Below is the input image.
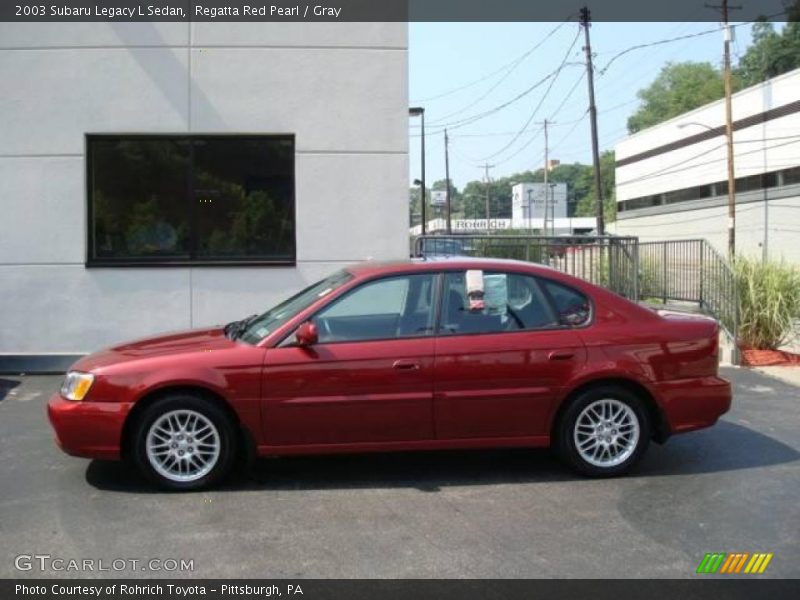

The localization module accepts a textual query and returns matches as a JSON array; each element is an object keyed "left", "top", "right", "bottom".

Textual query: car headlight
[{"left": 60, "top": 371, "right": 95, "bottom": 401}]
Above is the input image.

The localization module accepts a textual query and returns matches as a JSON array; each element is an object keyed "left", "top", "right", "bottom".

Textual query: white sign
[{"left": 430, "top": 190, "right": 447, "bottom": 206}]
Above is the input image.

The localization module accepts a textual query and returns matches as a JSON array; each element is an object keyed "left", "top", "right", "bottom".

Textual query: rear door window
[
  {"left": 540, "top": 279, "right": 592, "bottom": 327},
  {"left": 438, "top": 271, "right": 558, "bottom": 335}
]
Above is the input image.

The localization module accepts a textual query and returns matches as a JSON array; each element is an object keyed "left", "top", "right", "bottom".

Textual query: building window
[
  {"left": 618, "top": 164, "right": 798, "bottom": 214},
  {"left": 87, "top": 135, "right": 295, "bottom": 266}
]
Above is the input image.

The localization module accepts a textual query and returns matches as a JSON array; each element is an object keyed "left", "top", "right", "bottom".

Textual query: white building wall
[
  {"left": 614, "top": 68, "right": 800, "bottom": 261},
  {"left": 609, "top": 197, "right": 800, "bottom": 263},
  {"left": 0, "top": 22, "right": 408, "bottom": 354}
]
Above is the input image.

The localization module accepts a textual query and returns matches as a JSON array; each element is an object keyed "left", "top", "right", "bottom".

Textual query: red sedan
[{"left": 48, "top": 258, "right": 731, "bottom": 490}]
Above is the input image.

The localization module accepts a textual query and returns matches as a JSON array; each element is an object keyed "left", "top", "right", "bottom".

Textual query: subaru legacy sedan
[{"left": 48, "top": 258, "right": 731, "bottom": 490}]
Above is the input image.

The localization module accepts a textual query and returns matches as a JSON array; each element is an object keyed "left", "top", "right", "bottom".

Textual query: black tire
[
  {"left": 556, "top": 385, "right": 650, "bottom": 477},
  {"left": 130, "top": 394, "right": 237, "bottom": 491}
]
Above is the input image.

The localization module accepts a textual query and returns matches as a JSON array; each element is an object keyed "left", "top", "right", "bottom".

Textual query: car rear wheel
[
  {"left": 556, "top": 385, "right": 650, "bottom": 477},
  {"left": 131, "top": 394, "right": 236, "bottom": 491}
]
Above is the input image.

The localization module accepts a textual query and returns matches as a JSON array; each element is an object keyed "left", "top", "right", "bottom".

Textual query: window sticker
[
  {"left": 465, "top": 269, "right": 485, "bottom": 311},
  {"left": 483, "top": 274, "right": 508, "bottom": 316}
]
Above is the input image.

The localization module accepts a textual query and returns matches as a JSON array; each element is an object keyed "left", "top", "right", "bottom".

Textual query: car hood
[{"left": 71, "top": 327, "right": 237, "bottom": 372}]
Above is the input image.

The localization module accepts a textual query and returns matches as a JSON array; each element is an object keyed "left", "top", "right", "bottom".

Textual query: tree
[
  {"left": 626, "top": 62, "right": 729, "bottom": 134},
  {"left": 736, "top": 13, "right": 800, "bottom": 88},
  {"left": 574, "top": 150, "right": 616, "bottom": 224}
]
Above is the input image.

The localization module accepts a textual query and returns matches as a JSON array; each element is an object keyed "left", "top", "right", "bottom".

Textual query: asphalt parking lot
[{"left": 0, "top": 367, "right": 798, "bottom": 579}]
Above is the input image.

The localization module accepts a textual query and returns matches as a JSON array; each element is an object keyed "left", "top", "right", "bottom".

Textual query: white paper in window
[
  {"left": 483, "top": 274, "right": 508, "bottom": 316},
  {"left": 465, "top": 269, "right": 485, "bottom": 311}
]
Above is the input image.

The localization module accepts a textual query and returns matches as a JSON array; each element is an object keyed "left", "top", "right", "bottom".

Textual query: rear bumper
[
  {"left": 654, "top": 375, "right": 732, "bottom": 435},
  {"left": 47, "top": 393, "right": 132, "bottom": 460}
]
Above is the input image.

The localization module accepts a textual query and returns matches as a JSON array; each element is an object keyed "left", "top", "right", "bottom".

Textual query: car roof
[{"left": 345, "top": 257, "right": 562, "bottom": 278}]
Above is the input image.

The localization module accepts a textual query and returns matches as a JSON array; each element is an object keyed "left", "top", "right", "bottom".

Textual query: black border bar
[
  {"left": 1, "top": 0, "right": 794, "bottom": 22},
  {"left": 5, "top": 579, "right": 800, "bottom": 600}
]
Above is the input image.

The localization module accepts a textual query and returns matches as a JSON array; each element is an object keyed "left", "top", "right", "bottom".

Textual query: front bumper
[
  {"left": 47, "top": 393, "right": 133, "bottom": 460},
  {"left": 654, "top": 375, "right": 732, "bottom": 435}
]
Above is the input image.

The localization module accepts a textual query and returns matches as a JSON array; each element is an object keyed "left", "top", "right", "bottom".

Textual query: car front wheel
[
  {"left": 557, "top": 386, "right": 650, "bottom": 477},
  {"left": 131, "top": 395, "right": 236, "bottom": 491}
]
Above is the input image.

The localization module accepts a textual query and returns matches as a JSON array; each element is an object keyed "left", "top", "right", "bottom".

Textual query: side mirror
[{"left": 295, "top": 321, "right": 318, "bottom": 346}]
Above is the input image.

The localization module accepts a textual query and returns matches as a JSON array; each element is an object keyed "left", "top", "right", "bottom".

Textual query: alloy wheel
[
  {"left": 573, "top": 398, "right": 640, "bottom": 468},
  {"left": 145, "top": 409, "right": 221, "bottom": 483}
]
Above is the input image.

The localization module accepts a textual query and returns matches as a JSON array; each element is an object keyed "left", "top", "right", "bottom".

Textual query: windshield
[{"left": 238, "top": 270, "right": 353, "bottom": 344}]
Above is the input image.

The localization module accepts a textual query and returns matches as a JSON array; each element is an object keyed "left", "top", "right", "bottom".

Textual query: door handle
[
  {"left": 392, "top": 360, "right": 420, "bottom": 371},
  {"left": 548, "top": 350, "right": 575, "bottom": 361}
]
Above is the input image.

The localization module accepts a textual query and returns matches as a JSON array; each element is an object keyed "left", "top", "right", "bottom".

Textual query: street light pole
[
  {"left": 409, "top": 107, "right": 427, "bottom": 235},
  {"left": 444, "top": 128, "right": 452, "bottom": 234}
]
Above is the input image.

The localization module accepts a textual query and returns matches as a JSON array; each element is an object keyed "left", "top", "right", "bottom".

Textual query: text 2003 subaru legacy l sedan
[{"left": 48, "top": 258, "right": 731, "bottom": 490}]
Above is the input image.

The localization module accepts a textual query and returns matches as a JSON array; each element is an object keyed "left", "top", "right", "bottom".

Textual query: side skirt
[{"left": 256, "top": 435, "right": 551, "bottom": 457}]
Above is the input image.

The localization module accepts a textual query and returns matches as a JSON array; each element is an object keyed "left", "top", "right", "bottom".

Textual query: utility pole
[
  {"left": 444, "top": 128, "right": 452, "bottom": 234},
  {"left": 482, "top": 163, "right": 494, "bottom": 231},
  {"left": 718, "top": 0, "right": 739, "bottom": 258},
  {"left": 580, "top": 6, "right": 605, "bottom": 236}
]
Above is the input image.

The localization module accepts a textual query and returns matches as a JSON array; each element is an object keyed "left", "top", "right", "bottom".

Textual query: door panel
[
  {"left": 434, "top": 330, "right": 585, "bottom": 439},
  {"left": 433, "top": 270, "right": 586, "bottom": 439},
  {"left": 261, "top": 338, "right": 435, "bottom": 445}
]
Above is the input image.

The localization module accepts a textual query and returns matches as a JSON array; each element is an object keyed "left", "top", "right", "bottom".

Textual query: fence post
[
  {"left": 662, "top": 243, "right": 667, "bottom": 304},
  {"left": 608, "top": 239, "right": 616, "bottom": 293},
  {"left": 632, "top": 239, "right": 640, "bottom": 302},
  {"left": 699, "top": 241, "right": 704, "bottom": 309}
]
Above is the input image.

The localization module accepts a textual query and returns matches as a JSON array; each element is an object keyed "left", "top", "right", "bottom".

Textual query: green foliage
[
  {"left": 573, "top": 150, "right": 616, "bottom": 223},
  {"left": 734, "top": 257, "right": 800, "bottom": 350},
  {"left": 471, "top": 231, "right": 545, "bottom": 262},
  {"left": 637, "top": 256, "right": 664, "bottom": 303},
  {"left": 627, "top": 62, "right": 729, "bottom": 134},
  {"left": 736, "top": 12, "right": 800, "bottom": 88}
]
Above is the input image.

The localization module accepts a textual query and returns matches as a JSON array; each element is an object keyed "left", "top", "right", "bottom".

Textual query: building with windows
[
  {"left": 611, "top": 68, "right": 800, "bottom": 262},
  {"left": 0, "top": 22, "right": 408, "bottom": 369}
]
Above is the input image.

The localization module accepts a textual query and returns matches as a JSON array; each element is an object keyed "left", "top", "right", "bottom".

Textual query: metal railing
[
  {"left": 413, "top": 234, "right": 738, "bottom": 347},
  {"left": 413, "top": 234, "right": 641, "bottom": 300},
  {"left": 639, "top": 239, "right": 738, "bottom": 342}
]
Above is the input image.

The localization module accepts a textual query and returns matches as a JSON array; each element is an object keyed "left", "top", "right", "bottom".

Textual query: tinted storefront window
[{"left": 88, "top": 136, "right": 295, "bottom": 265}]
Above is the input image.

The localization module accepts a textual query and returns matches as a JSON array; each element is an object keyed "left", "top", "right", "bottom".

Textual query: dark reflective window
[
  {"left": 88, "top": 135, "right": 295, "bottom": 265},
  {"left": 620, "top": 166, "right": 796, "bottom": 213},
  {"left": 90, "top": 139, "right": 190, "bottom": 260},
  {"left": 541, "top": 279, "right": 591, "bottom": 327},
  {"left": 194, "top": 138, "right": 294, "bottom": 260},
  {"left": 439, "top": 271, "right": 558, "bottom": 335}
]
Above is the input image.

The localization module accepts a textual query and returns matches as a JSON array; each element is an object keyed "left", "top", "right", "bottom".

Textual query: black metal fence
[
  {"left": 413, "top": 235, "right": 640, "bottom": 300},
  {"left": 413, "top": 234, "right": 739, "bottom": 346},
  {"left": 639, "top": 239, "right": 738, "bottom": 341}
]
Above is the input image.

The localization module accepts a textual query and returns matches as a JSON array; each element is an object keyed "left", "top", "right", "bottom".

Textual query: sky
[{"left": 408, "top": 21, "right": 759, "bottom": 189}]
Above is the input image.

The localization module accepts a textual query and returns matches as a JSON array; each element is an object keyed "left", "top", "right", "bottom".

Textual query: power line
[
  {"left": 599, "top": 26, "right": 723, "bottom": 76},
  {"left": 598, "top": 8, "right": 790, "bottom": 78},
  {"left": 425, "top": 21, "right": 574, "bottom": 123},
  {"left": 411, "top": 18, "right": 575, "bottom": 104},
  {"left": 486, "top": 71, "right": 587, "bottom": 167},
  {"left": 478, "top": 29, "right": 582, "bottom": 161}
]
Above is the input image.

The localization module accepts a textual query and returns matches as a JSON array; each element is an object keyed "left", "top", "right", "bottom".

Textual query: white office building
[
  {"left": 0, "top": 22, "right": 408, "bottom": 369},
  {"left": 611, "top": 68, "right": 800, "bottom": 262}
]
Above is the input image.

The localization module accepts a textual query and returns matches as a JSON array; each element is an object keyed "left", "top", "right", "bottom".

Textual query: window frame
[
  {"left": 85, "top": 133, "right": 296, "bottom": 268},
  {"left": 283, "top": 272, "right": 442, "bottom": 346},
  {"left": 435, "top": 269, "right": 594, "bottom": 338}
]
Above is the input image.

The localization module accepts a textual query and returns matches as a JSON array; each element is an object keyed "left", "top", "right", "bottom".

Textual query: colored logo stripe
[{"left": 697, "top": 553, "right": 773, "bottom": 574}]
